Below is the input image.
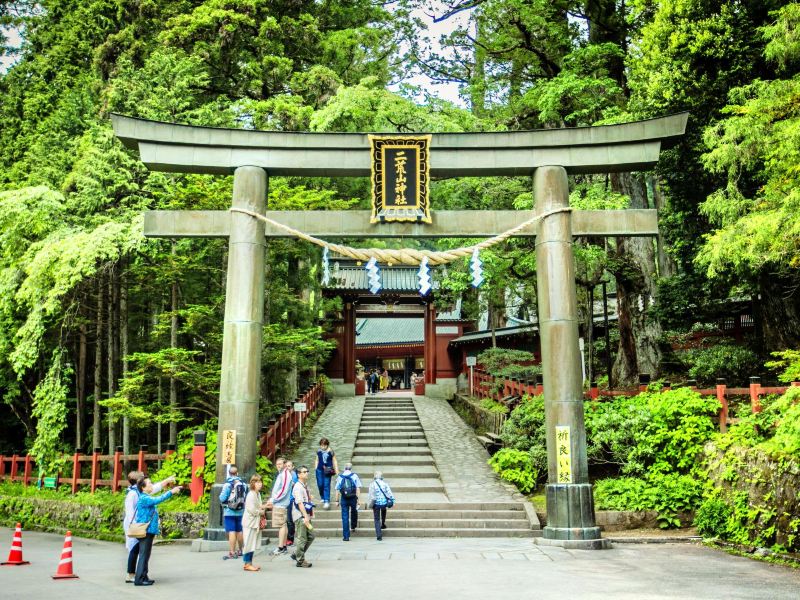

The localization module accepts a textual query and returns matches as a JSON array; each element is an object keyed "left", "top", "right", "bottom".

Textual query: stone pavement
[{"left": 2, "top": 528, "right": 799, "bottom": 599}]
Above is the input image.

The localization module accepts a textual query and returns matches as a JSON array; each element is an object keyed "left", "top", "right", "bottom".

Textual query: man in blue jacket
[{"left": 219, "top": 465, "right": 247, "bottom": 559}]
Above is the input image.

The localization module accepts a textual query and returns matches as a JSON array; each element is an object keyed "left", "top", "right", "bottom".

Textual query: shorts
[
  {"left": 271, "top": 506, "right": 287, "bottom": 528},
  {"left": 223, "top": 515, "right": 243, "bottom": 533}
]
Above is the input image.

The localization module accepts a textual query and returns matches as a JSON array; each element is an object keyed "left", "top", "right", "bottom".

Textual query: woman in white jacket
[{"left": 242, "top": 474, "right": 269, "bottom": 571}]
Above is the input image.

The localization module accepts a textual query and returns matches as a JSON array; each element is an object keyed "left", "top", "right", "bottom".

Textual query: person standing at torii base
[
  {"left": 266, "top": 457, "right": 292, "bottom": 555},
  {"left": 219, "top": 465, "right": 247, "bottom": 560}
]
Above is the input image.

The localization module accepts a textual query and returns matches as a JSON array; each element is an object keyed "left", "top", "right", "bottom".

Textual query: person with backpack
[
  {"left": 367, "top": 471, "right": 395, "bottom": 541},
  {"left": 334, "top": 463, "right": 361, "bottom": 541},
  {"left": 219, "top": 465, "right": 247, "bottom": 560}
]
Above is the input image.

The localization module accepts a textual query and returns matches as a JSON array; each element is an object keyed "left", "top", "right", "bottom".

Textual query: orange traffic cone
[
  {"left": 51, "top": 531, "right": 78, "bottom": 579},
  {"left": 1, "top": 523, "right": 30, "bottom": 566}
]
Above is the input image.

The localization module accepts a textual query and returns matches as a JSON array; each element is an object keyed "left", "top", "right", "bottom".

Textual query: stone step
[
  {"left": 287, "top": 527, "right": 537, "bottom": 538},
  {"left": 352, "top": 448, "right": 432, "bottom": 456},
  {"left": 357, "top": 433, "right": 426, "bottom": 439},
  {"left": 351, "top": 458, "right": 436, "bottom": 466},
  {"left": 359, "top": 421, "right": 422, "bottom": 426},
  {"left": 308, "top": 518, "right": 528, "bottom": 529},
  {"left": 358, "top": 426, "right": 423, "bottom": 431},
  {"left": 354, "top": 441, "right": 428, "bottom": 448},
  {"left": 349, "top": 465, "right": 439, "bottom": 476},
  {"left": 360, "top": 411, "right": 418, "bottom": 416},
  {"left": 312, "top": 509, "right": 527, "bottom": 520}
]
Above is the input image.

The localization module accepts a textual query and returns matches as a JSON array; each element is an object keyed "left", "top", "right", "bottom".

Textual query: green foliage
[
  {"left": 694, "top": 496, "right": 732, "bottom": 538},
  {"left": 488, "top": 448, "right": 537, "bottom": 494},
  {"left": 681, "top": 343, "right": 760, "bottom": 386},
  {"left": 499, "top": 394, "right": 547, "bottom": 483},
  {"left": 29, "top": 349, "right": 72, "bottom": 475},
  {"left": 724, "top": 386, "right": 800, "bottom": 459},
  {"left": 476, "top": 348, "right": 540, "bottom": 381},
  {"left": 765, "top": 350, "right": 800, "bottom": 383},
  {"left": 594, "top": 473, "right": 704, "bottom": 528},
  {"left": 480, "top": 399, "right": 509, "bottom": 415}
]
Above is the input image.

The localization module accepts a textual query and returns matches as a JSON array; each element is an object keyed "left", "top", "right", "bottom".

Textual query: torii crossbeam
[{"left": 112, "top": 112, "right": 687, "bottom": 549}]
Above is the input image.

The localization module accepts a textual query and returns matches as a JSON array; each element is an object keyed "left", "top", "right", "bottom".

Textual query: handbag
[
  {"left": 375, "top": 482, "right": 394, "bottom": 509},
  {"left": 127, "top": 502, "right": 149, "bottom": 538},
  {"left": 259, "top": 515, "right": 267, "bottom": 530}
]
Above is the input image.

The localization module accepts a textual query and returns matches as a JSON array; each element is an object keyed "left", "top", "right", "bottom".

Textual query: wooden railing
[
  {"left": 259, "top": 382, "right": 325, "bottom": 461},
  {"left": 469, "top": 369, "right": 800, "bottom": 432},
  {"left": 0, "top": 381, "right": 327, "bottom": 500}
]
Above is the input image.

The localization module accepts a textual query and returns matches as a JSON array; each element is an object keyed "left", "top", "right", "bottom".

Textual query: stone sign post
[{"left": 112, "top": 112, "right": 687, "bottom": 548}]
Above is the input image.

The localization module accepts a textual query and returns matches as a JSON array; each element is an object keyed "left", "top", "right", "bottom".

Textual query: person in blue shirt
[
  {"left": 219, "top": 465, "right": 247, "bottom": 559},
  {"left": 313, "top": 438, "right": 338, "bottom": 509},
  {"left": 132, "top": 477, "right": 182, "bottom": 586},
  {"left": 367, "top": 472, "right": 394, "bottom": 541},
  {"left": 334, "top": 463, "right": 361, "bottom": 541}
]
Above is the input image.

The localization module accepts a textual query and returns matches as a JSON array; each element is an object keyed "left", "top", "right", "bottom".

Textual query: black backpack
[
  {"left": 340, "top": 474, "right": 357, "bottom": 499},
  {"left": 224, "top": 477, "right": 247, "bottom": 511}
]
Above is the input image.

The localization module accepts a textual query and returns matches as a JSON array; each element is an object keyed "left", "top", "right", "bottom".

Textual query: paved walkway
[
  {"left": 291, "top": 395, "right": 364, "bottom": 469},
  {"left": 2, "top": 528, "right": 799, "bottom": 599}
]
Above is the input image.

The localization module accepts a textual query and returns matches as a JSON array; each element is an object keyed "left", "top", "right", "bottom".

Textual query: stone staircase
[{"left": 307, "top": 396, "right": 536, "bottom": 538}]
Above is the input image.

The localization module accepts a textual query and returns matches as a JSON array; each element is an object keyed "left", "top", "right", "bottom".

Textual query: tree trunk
[
  {"left": 169, "top": 242, "right": 179, "bottom": 446},
  {"left": 609, "top": 172, "right": 663, "bottom": 386},
  {"left": 93, "top": 274, "right": 103, "bottom": 452},
  {"left": 107, "top": 265, "right": 117, "bottom": 453},
  {"left": 650, "top": 176, "right": 677, "bottom": 278},
  {"left": 120, "top": 265, "right": 130, "bottom": 459},
  {"left": 76, "top": 323, "right": 87, "bottom": 449},
  {"left": 758, "top": 273, "right": 800, "bottom": 351}
]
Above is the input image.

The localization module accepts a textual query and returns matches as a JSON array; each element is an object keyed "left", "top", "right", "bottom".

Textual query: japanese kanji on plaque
[
  {"left": 222, "top": 429, "right": 236, "bottom": 465},
  {"left": 556, "top": 426, "right": 572, "bottom": 484},
  {"left": 369, "top": 135, "right": 431, "bottom": 223}
]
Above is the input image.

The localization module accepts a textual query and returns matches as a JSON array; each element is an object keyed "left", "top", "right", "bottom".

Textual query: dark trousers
[
  {"left": 372, "top": 507, "right": 387, "bottom": 538},
  {"left": 287, "top": 502, "right": 295, "bottom": 542},
  {"left": 340, "top": 496, "right": 358, "bottom": 539},
  {"left": 134, "top": 533, "right": 155, "bottom": 584},
  {"left": 127, "top": 543, "right": 140, "bottom": 574}
]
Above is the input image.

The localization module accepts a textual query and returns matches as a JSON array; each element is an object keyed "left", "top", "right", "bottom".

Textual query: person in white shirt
[
  {"left": 367, "top": 472, "right": 394, "bottom": 541},
  {"left": 123, "top": 470, "right": 175, "bottom": 583}
]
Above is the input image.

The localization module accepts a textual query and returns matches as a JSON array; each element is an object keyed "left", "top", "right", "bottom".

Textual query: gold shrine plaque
[{"left": 369, "top": 135, "right": 431, "bottom": 223}]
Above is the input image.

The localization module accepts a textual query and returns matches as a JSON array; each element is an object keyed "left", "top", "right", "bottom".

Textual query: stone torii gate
[{"left": 112, "top": 112, "right": 687, "bottom": 548}]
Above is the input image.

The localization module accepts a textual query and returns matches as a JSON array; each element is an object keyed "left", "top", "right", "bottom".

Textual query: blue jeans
[
  {"left": 340, "top": 496, "right": 358, "bottom": 539},
  {"left": 242, "top": 551, "right": 254, "bottom": 563},
  {"left": 315, "top": 469, "right": 332, "bottom": 503}
]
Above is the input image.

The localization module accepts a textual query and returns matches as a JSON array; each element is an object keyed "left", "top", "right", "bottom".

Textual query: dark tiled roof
[
  {"left": 325, "top": 266, "right": 439, "bottom": 292},
  {"left": 356, "top": 318, "right": 424, "bottom": 346}
]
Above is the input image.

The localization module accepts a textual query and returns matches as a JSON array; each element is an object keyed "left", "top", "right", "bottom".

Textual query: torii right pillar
[{"left": 534, "top": 166, "right": 610, "bottom": 549}]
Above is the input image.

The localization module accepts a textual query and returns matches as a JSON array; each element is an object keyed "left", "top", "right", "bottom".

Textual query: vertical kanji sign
[
  {"left": 369, "top": 135, "right": 431, "bottom": 223},
  {"left": 222, "top": 429, "right": 236, "bottom": 465},
  {"left": 556, "top": 426, "right": 572, "bottom": 484}
]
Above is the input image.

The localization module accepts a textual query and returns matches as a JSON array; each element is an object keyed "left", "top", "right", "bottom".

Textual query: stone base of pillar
[
  {"left": 332, "top": 382, "right": 355, "bottom": 397},
  {"left": 542, "top": 483, "right": 608, "bottom": 547},
  {"left": 204, "top": 483, "right": 226, "bottom": 541},
  {"left": 533, "top": 536, "right": 612, "bottom": 550}
]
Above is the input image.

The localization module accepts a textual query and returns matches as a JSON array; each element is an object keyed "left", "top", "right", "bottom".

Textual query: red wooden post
[
  {"left": 792, "top": 381, "right": 800, "bottom": 387},
  {"left": 749, "top": 376, "right": 762, "bottom": 413},
  {"left": 112, "top": 447, "right": 123, "bottom": 493},
  {"left": 0, "top": 454, "right": 5, "bottom": 481},
  {"left": 22, "top": 455, "right": 31, "bottom": 487},
  {"left": 687, "top": 379, "right": 697, "bottom": 391},
  {"left": 90, "top": 447, "right": 101, "bottom": 493},
  {"left": 663, "top": 381, "right": 672, "bottom": 391},
  {"left": 71, "top": 448, "right": 82, "bottom": 494},
  {"left": 165, "top": 443, "right": 176, "bottom": 460},
  {"left": 190, "top": 430, "right": 206, "bottom": 504},
  {"left": 138, "top": 445, "right": 147, "bottom": 474},
  {"left": 589, "top": 381, "right": 599, "bottom": 401},
  {"left": 10, "top": 454, "right": 18, "bottom": 482},
  {"left": 638, "top": 373, "right": 651, "bottom": 393},
  {"left": 535, "top": 374, "right": 544, "bottom": 396},
  {"left": 716, "top": 378, "right": 728, "bottom": 433}
]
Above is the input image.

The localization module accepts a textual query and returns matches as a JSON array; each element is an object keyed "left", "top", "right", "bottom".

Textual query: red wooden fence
[
  {"left": 469, "top": 369, "right": 800, "bottom": 432},
  {"left": 0, "top": 381, "right": 326, "bottom": 500}
]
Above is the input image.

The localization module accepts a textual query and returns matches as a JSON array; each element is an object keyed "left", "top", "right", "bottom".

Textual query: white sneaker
[
  {"left": 271, "top": 546, "right": 287, "bottom": 556},
  {"left": 323, "top": 502, "right": 330, "bottom": 509}
]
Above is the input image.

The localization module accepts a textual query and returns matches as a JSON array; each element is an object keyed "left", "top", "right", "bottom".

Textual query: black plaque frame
[{"left": 369, "top": 135, "right": 431, "bottom": 223}]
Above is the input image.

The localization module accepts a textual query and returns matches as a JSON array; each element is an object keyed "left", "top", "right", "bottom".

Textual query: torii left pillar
[{"left": 207, "top": 166, "right": 267, "bottom": 541}]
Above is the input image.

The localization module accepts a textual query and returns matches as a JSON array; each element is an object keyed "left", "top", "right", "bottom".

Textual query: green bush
[
  {"left": 694, "top": 496, "right": 732, "bottom": 538},
  {"left": 594, "top": 473, "right": 703, "bottom": 528},
  {"left": 480, "top": 399, "right": 509, "bottom": 414},
  {"left": 499, "top": 394, "right": 547, "bottom": 482},
  {"left": 488, "top": 448, "right": 538, "bottom": 493},
  {"left": 682, "top": 343, "right": 759, "bottom": 386},
  {"left": 476, "top": 347, "right": 541, "bottom": 381}
]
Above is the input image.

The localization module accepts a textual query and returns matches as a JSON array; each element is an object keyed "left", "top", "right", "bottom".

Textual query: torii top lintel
[{"left": 111, "top": 112, "right": 688, "bottom": 178}]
